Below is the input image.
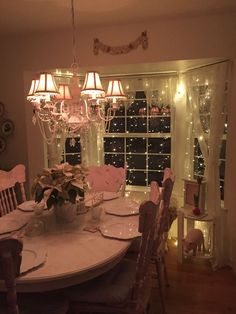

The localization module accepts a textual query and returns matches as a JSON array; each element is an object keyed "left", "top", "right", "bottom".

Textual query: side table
[{"left": 177, "top": 205, "right": 215, "bottom": 263}]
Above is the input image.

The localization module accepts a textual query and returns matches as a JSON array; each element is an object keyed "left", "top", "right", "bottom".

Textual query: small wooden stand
[
  {"left": 183, "top": 179, "right": 206, "bottom": 211},
  {"left": 177, "top": 179, "right": 215, "bottom": 264}
]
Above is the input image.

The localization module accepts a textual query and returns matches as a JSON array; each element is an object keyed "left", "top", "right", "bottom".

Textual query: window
[{"left": 104, "top": 79, "right": 174, "bottom": 188}]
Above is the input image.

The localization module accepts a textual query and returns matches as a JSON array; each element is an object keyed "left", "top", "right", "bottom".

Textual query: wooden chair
[
  {"left": 151, "top": 177, "right": 175, "bottom": 314},
  {"left": 0, "top": 165, "right": 26, "bottom": 217},
  {"left": 0, "top": 238, "right": 69, "bottom": 314},
  {"left": 0, "top": 238, "right": 22, "bottom": 314},
  {"left": 149, "top": 181, "right": 161, "bottom": 205},
  {"left": 66, "top": 200, "right": 160, "bottom": 314}
]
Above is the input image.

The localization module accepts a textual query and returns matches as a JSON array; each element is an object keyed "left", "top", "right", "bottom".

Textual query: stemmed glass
[{"left": 24, "top": 201, "right": 45, "bottom": 237}]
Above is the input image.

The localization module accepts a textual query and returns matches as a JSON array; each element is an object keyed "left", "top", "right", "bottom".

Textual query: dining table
[{"left": 0, "top": 192, "right": 143, "bottom": 293}]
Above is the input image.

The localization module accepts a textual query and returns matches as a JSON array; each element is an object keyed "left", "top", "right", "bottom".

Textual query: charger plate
[
  {"left": 99, "top": 221, "right": 141, "bottom": 240},
  {"left": 105, "top": 205, "right": 139, "bottom": 216},
  {"left": 20, "top": 245, "right": 47, "bottom": 275}
]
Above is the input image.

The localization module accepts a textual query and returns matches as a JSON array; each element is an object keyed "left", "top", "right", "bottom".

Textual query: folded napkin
[{"left": 0, "top": 210, "right": 31, "bottom": 235}]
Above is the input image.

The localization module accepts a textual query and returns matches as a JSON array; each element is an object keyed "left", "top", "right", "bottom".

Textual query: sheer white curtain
[
  {"left": 185, "top": 61, "right": 230, "bottom": 269},
  {"left": 80, "top": 122, "right": 104, "bottom": 167}
]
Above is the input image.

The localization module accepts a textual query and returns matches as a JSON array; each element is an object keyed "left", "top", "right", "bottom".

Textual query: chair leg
[
  {"left": 155, "top": 259, "right": 167, "bottom": 314},
  {"left": 162, "top": 256, "right": 170, "bottom": 288}
]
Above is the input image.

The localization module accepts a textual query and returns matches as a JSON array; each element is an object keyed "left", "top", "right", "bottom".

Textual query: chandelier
[{"left": 27, "top": 0, "right": 126, "bottom": 145}]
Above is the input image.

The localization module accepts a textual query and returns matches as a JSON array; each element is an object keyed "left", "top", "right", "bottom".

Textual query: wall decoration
[
  {"left": 0, "top": 102, "right": 15, "bottom": 154},
  {"left": 1, "top": 119, "right": 15, "bottom": 137},
  {"left": 93, "top": 31, "right": 148, "bottom": 55}
]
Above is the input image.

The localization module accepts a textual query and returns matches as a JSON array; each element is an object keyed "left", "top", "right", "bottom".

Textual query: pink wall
[{"left": 0, "top": 13, "right": 235, "bottom": 205}]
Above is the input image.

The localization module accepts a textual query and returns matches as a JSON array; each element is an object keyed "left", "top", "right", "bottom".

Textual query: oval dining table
[{"left": 0, "top": 196, "right": 141, "bottom": 293}]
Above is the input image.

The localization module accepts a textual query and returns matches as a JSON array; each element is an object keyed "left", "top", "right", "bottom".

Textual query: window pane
[
  {"left": 127, "top": 117, "right": 147, "bottom": 133},
  {"left": 127, "top": 138, "right": 146, "bottom": 153},
  {"left": 148, "top": 117, "right": 171, "bottom": 133},
  {"left": 194, "top": 157, "right": 205, "bottom": 176},
  {"left": 65, "top": 154, "right": 81, "bottom": 165},
  {"left": 115, "top": 105, "right": 125, "bottom": 117},
  {"left": 106, "top": 117, "right": 125, "bottom": 133},
  {"left": 220, "top": 180, "right": 224, "bottom": 200},
  {"left": 219, "top": 160, "right": 225, "bottom": 180},
  {"left": 127, "top": 155, "right": 146, "bottom": 169},
  {"left": 104, "top": 154, "right": 125, "bottom": 168},
  {"left": 104, "top": 138, "right": 124, "bottom": 152},
  {"left": 65, "top": 137, "right": 81, "bottom": 153},
  {"left": 148, "top": 138, "right": 171, "bottom": 154},
  {"left": 105, "top": 103, "right": 125, "bottom": 117},
  {"left": 148, "top": 171, "right": 163, "bottom": 186},
  {"left": 220, "top": 140, "right": 226, "bottom": 159},
  {"left": 127, "top": 170, "right": 147, "bottom": 186},
  {"left": 148, "top": 155, "right": 171, "bottom": 170},
  {"left": 194, "top": 138, "right": 203, "bottom": 157}
]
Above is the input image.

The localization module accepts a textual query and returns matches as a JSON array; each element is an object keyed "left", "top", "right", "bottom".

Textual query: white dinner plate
[
  {"left": 0, "top": 211, "right": 31, "bottom": 235},
  {"left": 105, "top": 204, "right": 139, "bottom": 216},
  {"left": 20, "top": 245, "right": 47, "bottom": 275},
  {"left": 17, "top": 200, "right": 37, "bottom": 212},
  {"left": 99, "top": 221, "right": 141, "bottom": 240}
]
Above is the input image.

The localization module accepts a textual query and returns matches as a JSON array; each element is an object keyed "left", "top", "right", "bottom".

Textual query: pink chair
[
  {"left": 0, "top": 165, "right": 26, "bottom": 217},
  {"left": 162, "top": 167, "right": 175, "bottom": 184},
  {"left": 66, "top": 200, "right": 160, "bottom": 314},
  {"left": 149, "top": 180, "right": 161, "bottom": 205},
  {"left": 152, "top": 177, "right": 175, "bottom": 314},
  {"left": 86, "top": 164, "right": 126, "bottom": 194},
  {"left": 0, "top": 238, "right": 22, "bottom": 314}
]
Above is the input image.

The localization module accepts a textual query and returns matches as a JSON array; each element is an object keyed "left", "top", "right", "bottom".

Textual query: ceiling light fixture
[{"left": 27, "top": 0, "right": 126, "bottom": 145}]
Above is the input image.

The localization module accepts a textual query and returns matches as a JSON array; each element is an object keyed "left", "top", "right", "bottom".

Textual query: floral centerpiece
[{"left": 31, "top": 163, "right": 89, "bottom": 222}]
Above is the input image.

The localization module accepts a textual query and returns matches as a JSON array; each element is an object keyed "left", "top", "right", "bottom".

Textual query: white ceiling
[{"left": 0, "top": 0, "right": 236, "bottom": 34}]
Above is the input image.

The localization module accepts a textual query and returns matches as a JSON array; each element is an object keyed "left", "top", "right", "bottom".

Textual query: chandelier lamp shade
[
  {"left": 27, "top": 77, "right": 39, "bottom": 101},
  {"left": 34, "top": 72, "right": 59, "bottom": 96},
  {"left": 56, "top": 84, "right": 72, "bottom": 100},
  {"left": 81, "top": 71, "right": 105, "bottom": 97},
  {"left": 106, "top": 80, "right": 126, "bottom": 107}
]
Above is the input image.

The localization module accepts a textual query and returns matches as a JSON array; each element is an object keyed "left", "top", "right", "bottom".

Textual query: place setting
[{"left": 102, "top": 197, "right": 140, "bottom": 216}]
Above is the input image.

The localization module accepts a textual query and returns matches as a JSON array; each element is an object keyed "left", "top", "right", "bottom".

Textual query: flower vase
[{"left": 54, "top": 201, "right": 77, "bottom": 223}]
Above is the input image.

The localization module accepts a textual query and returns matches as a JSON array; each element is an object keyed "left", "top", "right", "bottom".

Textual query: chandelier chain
[{"left": 71, "top": 0, "right": 78, "bottom": 71}]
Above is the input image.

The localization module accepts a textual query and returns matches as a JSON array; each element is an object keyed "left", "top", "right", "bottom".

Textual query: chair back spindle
[
  {"left": 0, "top": 165, "right": 26, "bottom": 216},
  {"left": 132, "top": 201, "right": 159, "bottom": 301}
]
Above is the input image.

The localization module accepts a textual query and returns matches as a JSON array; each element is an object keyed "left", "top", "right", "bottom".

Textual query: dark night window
[
  {"left": 104, "top": 84, "right": 172, "bottom": 188},
  {"left": 62, "top": 137, "right": 81, "bottom": 165}
]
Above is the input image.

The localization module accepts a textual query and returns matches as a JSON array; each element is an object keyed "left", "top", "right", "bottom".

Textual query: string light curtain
[{"left": 185, "top": 61, "right": 231, "bottom": 269}]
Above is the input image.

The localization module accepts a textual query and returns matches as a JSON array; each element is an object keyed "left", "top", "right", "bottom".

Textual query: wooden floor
[{"left": 150, "top": 241, "right": 236, "bottom": 314}]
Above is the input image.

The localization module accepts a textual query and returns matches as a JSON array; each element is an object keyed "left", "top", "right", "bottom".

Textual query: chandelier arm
[
  {"left": 83, "top": 99, "right": 98, "bottom": 122},
  {"left": 71, "top": 0, "right": 78, "bottom": 69},
  {"left": 97, "top": 106, "right": 116, "bottom": 122},
  {"left": 36, "top": 113, "right": 57, "bottom": 145}
]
